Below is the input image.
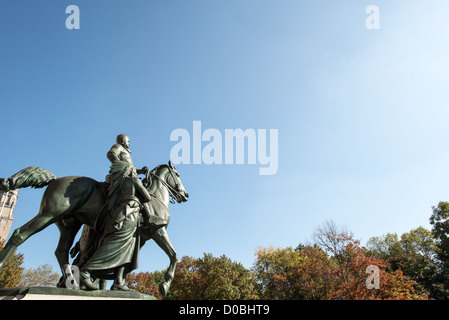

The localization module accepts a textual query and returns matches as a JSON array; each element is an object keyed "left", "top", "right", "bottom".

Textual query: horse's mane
[{"left": 150, "top": 164, "right": 168, "bottom": 174}]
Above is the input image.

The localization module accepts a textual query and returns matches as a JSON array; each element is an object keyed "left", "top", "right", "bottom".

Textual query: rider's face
[{"left": 123, "top": 136, "right": 130, "bottom": 148}]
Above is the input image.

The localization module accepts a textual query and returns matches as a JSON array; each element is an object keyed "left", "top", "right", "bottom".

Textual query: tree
[
  {"left": 252, "top": 245, "right": 304, "bottom": 298},
  {"left": 394, "top": 227, "right": 439, "bottom": 298},
  {"left": 365, "top": 233, "right": 402, "bottom": 260},
  {"left": 312, "top": 220, "right": 358, "bottom": 284},
  {"left": 0, "top": 240, "right": 24, "bottom": 288},
  {"left": 19, "top": 264, "right": 61, "bottom": 287},
  {"left": 366, "top": 227, "right": 440, "bottom": 298},
  {"left": 125, "top": 271, "right": 165, "bottom": 299},
  {"left": 168, "top": 253, "right": 259, "bottom": 300},
  {"left": 264, "top": 246, "right": 337, "bottom": 300},
  {"left": 311, "top": 221, "right": 428, "bottom": 299},
  {"left": 330, "top": 243, "right": 428, "bottom": 300},
  {"left": 387, "top": 254, "right": 439, "bottom": 298},
  {"left": 429, "top": 201, "right": 449, "bottom": 298},
  {"left": 366, "top": 221, "right": 449, "bottom": 299},
  {"left": 168, "top": 256, "right": 207, "bottom": 300},
  {"left": 400, "top": 226, "right": 437, "bottom": 259},
  {"left": 430, "top": 202, "right": 449, "bottom": 263}
]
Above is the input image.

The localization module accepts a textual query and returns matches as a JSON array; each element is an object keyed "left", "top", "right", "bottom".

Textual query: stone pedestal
[{"left": 0, "top": 287, "right": 156, "bottom": 300}]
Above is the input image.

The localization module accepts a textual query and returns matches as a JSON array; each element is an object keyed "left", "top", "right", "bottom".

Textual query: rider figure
[
  {"left": 105, "top": 134, "right": 152, "bottom": 226},
  {"left": 107, "top": 134, "right": 148, "bottom": 176}
]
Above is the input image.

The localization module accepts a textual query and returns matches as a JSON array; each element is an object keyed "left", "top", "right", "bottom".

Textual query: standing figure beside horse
[
  {"left": 76, "top": 134, "right": 153, "bottom": 291},
  {"left": 79, "top": 161, "right": 151, "bottom": 291}
]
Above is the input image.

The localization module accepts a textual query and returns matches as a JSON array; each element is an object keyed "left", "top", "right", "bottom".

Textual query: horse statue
[{"left": 0, "top": 161, "right": 188, "bottom": 296}]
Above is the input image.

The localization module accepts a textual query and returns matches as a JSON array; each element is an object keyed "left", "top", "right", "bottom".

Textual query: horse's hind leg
[
  {"left": 0, "top": 213, "right": 56, "bottom": 283},
  {"left": 55, "top": 218, "right": 82, "bottom": 288},
  {"left": 151, "top": 227, "right": 178, "bottom": 297}
]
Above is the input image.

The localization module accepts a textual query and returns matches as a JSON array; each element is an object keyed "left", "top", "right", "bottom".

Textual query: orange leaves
[
  {"left": 125, "top": 271, "right": 164, "bottom": 299},
  {"left": 253, "top": 225, "right": 429, "bottom": 300},
  {"left": 263, "top": 246, "right": 337, "bottom": 300},
  {"left": 331, "top": 247, "right": 428, "bottom": 300}
]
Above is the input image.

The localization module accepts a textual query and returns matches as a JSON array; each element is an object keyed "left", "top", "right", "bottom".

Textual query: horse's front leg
[{"left": 151, "top": 227, "right": 178, "bottom": 297}]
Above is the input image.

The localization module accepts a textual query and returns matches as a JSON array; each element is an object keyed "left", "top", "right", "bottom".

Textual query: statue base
[{"left": 0, "top": 287, "right": 156, "bottom": 300}]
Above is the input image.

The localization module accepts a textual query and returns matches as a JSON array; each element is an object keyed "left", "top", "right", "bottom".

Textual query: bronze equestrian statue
[{"left": 0, "top": 136, "right": 188, "bottom": 297}]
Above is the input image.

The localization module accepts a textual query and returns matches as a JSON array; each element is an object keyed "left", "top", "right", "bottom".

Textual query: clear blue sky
[{"left": 1, "top": 0, "right": 449, "bottom": 276}]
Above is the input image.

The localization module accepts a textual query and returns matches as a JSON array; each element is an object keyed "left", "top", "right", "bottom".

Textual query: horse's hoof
[
  {"left": 56, "top": 277, "right": 66, "bottom": 288},
  {"left": 159, "top": 282, "right": 169, "bottom": 297}
]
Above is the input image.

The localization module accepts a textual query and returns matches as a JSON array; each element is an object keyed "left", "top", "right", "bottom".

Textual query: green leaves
[
  {"left": 168, "top": 253, "right": 259, "bottom": 300},
  {"left": 19, "top": 264, "right": 59, "bottom": 287},
  {"left": 0, "top": 240, "right": 24, "bottom": 288}
]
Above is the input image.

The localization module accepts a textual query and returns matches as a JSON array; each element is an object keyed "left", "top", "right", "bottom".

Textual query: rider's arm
[
  {"left": 107, "top": 144, "right": 121, "bottom": 163},
  {"left": 134, "top": 177, "right": 152, "bottom": 203},
  {"left": 136, "top": 166, "right": 149, "bottom": 175}
]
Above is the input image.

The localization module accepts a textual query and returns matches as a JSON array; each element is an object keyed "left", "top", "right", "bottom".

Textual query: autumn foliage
[
  {"left": 261, "top": 246, "right": 336, "bottom": 300},
  {"left": 329, "top": 243, "right": 428, "bottom": 300},
  {"left": 0, "top": 240, "right": 24, "bottom": 288},
  {"left": 125, "top": 270, "right": 164, "bottom": 299},
  {"left": 168, "top": 254, "right": 259, "bottom": 300},
  {"left": 6, "top": 211, "right": 449, "bottom": 300},
  {"left": 124, "top": 224, "right": 430, "bottom": 300}
]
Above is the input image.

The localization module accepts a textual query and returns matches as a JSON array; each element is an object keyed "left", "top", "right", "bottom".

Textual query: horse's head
[
  {"left": 166, "top": 161, "right": 189, "bottom": 203},
  {"left": 150, "top": 161, "right": 189, "bottom": 203}
]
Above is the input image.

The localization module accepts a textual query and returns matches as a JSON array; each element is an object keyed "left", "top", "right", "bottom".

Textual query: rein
[{"left": 150, "top": 171, "right": 179, "bottom": 204}]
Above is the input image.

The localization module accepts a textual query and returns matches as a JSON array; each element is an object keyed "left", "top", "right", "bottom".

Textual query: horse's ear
[{"left": 169, "top": 160, "right": 173, "bottom": 168}]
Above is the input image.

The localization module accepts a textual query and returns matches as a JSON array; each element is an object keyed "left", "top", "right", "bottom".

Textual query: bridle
[{"left": 149, "top": 165, "right": 182, "bottom": 204}]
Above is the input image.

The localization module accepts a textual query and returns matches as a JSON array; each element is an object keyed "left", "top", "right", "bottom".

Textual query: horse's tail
[{"left": 0, "top": 167, "right": 57, "bottom": 191}]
